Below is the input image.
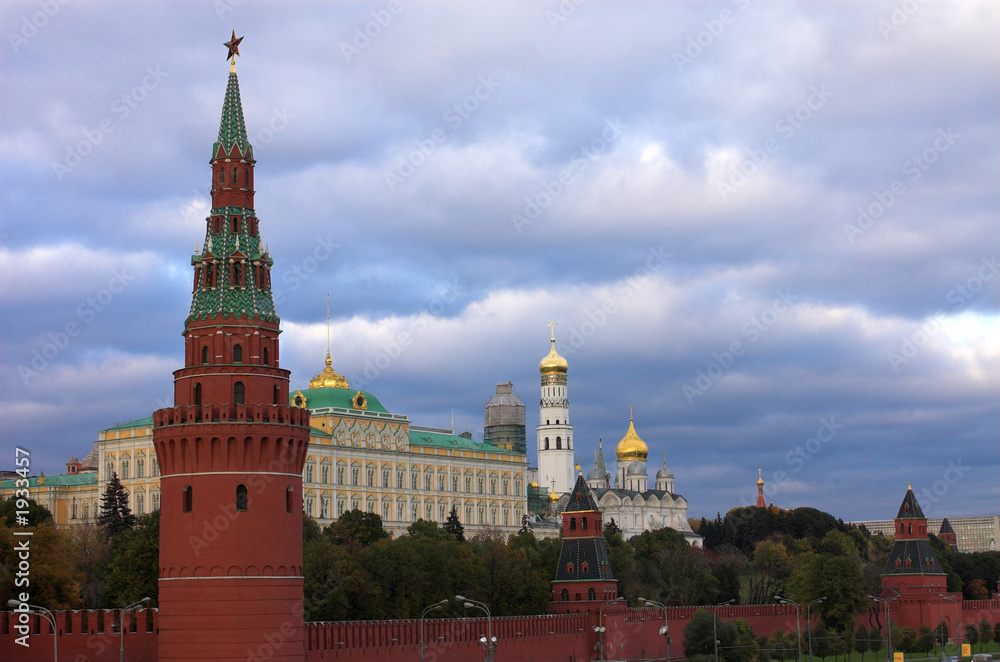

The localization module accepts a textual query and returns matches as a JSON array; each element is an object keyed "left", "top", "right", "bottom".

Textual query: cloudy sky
[{"left": 2, "top": 1, "right": 997, "bottom": 522}]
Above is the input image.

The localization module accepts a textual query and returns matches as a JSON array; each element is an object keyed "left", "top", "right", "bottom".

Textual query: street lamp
[
  {"left": 456, "top": 595, "right": 495, "bottom": 662},
  {"left": 595, "top": 597, "right": 624, "bottom": 662},
  {"left": 939, "top": 593, "right": 959, "bottom": 659},
  {"left": 8, "top": 599, "right": 58, "bottom": 661},
  {"left": 776, "top": 596, "right": 802, "bottom": 662},
  {"left": 421, "top": 599, "right": 449, "bottom": 662},
  {"left": 806, "top": 597, "right": 826, "bottom": 662},
  {"left": 640, "top": 597, "right": 671, "bottom": 662},
  {"left": 714, "top": 599, "right": 735, "bottom": 662},
  {"left": 119, "top": 597, "right": 150, "bottom": 662},
  {"left": 869, "top": 593, "right": 898, "bottom": 662}
]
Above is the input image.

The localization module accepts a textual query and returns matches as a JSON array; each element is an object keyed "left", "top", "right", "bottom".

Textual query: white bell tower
[{"left": 536, "top": 323, "right": 575, "bottom": 495}]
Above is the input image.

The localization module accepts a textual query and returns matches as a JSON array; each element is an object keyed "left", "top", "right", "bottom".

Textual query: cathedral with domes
[{"left": 533, "top": 327, "right": 702, "bottom": 546}]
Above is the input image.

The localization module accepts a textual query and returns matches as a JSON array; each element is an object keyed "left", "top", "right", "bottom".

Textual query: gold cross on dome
[{"left": 548, "top": 321, "right": 557, "bottom": 340}]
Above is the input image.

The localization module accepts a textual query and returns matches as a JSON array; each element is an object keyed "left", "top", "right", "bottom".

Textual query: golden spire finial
[
  {"left": 326, "top": 293, "right": 331, "bottom": 354},
  {"left": 663, "top": 451, "right": 667, "bottom": 469},
  {"left": 907, "top": 480, "right": 911, "bottom": 490},
  {"left": 576, "top": 457, "right": 582, "bottom": 475},
  {"left": 629, "top": 405, "right": 634, "bottom": 421},
  {"left": 548, "top": 321, "right": 557, "bottom": 341}
]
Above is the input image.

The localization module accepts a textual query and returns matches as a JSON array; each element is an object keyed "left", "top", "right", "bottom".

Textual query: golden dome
[
  {"left": 616, "top": 411, "right": 648, "bottom": 463},
  {"left": 539, "top": 338, "right": 568, "bottom": 375},
  {"left": 757, "top": 469, "right": 765, "bottom": 486},
  {"left": 548, "top": 490, "right": 560, "bottom": 503},
  {"left": 309, "top": 351, "right": 349, "bottom": 389},
  {"left": 529, "top": 479, "right": 539, "bottom": 488}
]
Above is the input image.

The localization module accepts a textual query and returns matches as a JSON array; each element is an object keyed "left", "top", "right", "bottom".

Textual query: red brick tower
[
  {"left": 550, "top": 473, "right": 618, "bottom": 613},
  {"left": 938, "top": 517, "right": 959, "bottom": 551},
  {"left": 152, "top": 41, "right": 310, "bottom": 662}
]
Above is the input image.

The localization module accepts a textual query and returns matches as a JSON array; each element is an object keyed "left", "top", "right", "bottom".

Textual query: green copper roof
[
  {"left": 214, "top": 71, "right": 251, "bottom": 157},
  {"left": 1, "top": 472, "right": 97, "bottom": 490},
  {"left": 104, "top": 416, "right": 154, "bottom": 431},
  {"left": 309, "top": 426, "right": 334, "bottom": 438},
  {"left": 408, "top": 429, "right": 519, "bottom": 455},
  {"left": 290, "top": 386, "right": 391, "bottom": 414},
  {"left": 187, "top": 206, "right": 278, "bottom": 324}
]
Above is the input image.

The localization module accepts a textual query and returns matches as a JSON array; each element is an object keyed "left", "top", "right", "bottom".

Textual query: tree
[
  {"left": 444, "top": 506, "right": 465, "bottom": 542},
  {"left": 604, "top": 517, "right": 622, "bottom": 538},
  {"left": 978, "top": 619, "right": 993, "bottom": 650},
  {"left": 70, "top": 524, "right": 110, "bottom": 608},
  {"left": 964, "top": 624, "right": 979, "bottom": 650},
  {"left": 769, "top": 630, "right": 794, "bottom": 661},
  {"left": 994, "top": 623, "right": 1000, "bottom": 649},
  {"left": 967, "top": 579, "right": 990, "bottom": 600},
  {"left": 869, "top": 627, "right": 884, "bottom": 658},
  {"left": 104, "top": 511, "right": 159, "bottom": 607},
  {"left": 0, "top": 495, "right": 52, "bottom": 527},
  {"left": 936, "top": 622, "right": 950, "bottom": 648},
  {"left": 98, "top": 472, "right": 136, "bottom": 537},
  {"left": 916, "top": 626, "right": 936, "bottom": 654},
  {"left": 854, "top": 624, "right": 870, "bottom": 661},
  {"left": 325, "top": 509, "right": 388, "bottom": 548},
  {"left": 0, "top": 518, "right": 83, "bottom": 610},
  {"left": 683, "top": 609, "right": 737, "bottom": 660}
]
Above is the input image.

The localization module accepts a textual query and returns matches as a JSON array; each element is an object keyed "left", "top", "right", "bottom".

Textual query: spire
[
  {"left": 214, "top": 67, "right": 251, "bottom": 157},
  {"left": 756, "top": 469, "right": 766, "bottom": 508},
  {"left": 596, "top": 438, "right": 607, "bottom": 474},
  {"left": 310, "top": 297, "right": 348, "bottom": 389}
]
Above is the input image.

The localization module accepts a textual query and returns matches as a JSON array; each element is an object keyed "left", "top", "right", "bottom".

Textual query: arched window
[
  {"left": 201, "top": 346, "right": 209, "bottom": 364},
  {"left": 262, "top": 347, "right": 269, "bottom": 365},
  {"left": 245, "top": 169, "right": 250, "bottom": 187},
  {"left": 544, "top": 437, "right": 550, "bottom": 450},
  {"left": 570, "top": 517, "right": 577, "bottom": 531},
  {"left": 83, "top": 503, "right": 90, "bottom": 519},
  {"left": 232, "top": 169, "right": 238, "bottom": 187},
  {"left": 182, "top": 486, "right": 192, "bottom": 513},
  {"left": 194, "top": 382, "right": 202, "bottom": 406},
  {"left": 218, "top": 167, "right": 224, "bottom": 184},
  {"left": 588, "top": 588, "right": 596, "bottom": 601},
  {"left": 121, "top": 459, "right": 130, "bottom": 480},
  {"left": 556, "top": 436, "right": 562, "bottom": 450},
  {"left": 234, "top": 381, "right": 245, "bottom": 405},
  {"left": 72, "top": 499, "right": 78, "bottom": 519},
  {"left": 273, "top": 385, "right": 280, "bottom": 405},
  {"left": 908, "top": 523, "right": 912, "bottom": 534},
  {"left": 137, "top": 458, "right": 145, "bottom": 478},
  {"left": 567, "top": 563, "right": 575, "bottom": 573},
  {"left": 152, "top": 492, "right": 160, "bottom": 511},
  {"left": 233, "top": 344, "right": 243, "bottom": 363},
  {"left": 137, "top": 493, "right": 144, "bottom": 515},
  {"left": 582, "top": 517, "right": 588, "bottom": 530},
  {"left": 286, "top": 487, "right": 293, "bottom": 513},
  {"left": 561, "top": 589, "right": 569, "bottom": 601},
  {"left": 236, "top": 484, "right": 248, "bottom": 511}
]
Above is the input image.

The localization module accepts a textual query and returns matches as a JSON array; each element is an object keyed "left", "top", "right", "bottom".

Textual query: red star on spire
[{"left": 224, "top": 30, "right": 244, "bottom": 61}]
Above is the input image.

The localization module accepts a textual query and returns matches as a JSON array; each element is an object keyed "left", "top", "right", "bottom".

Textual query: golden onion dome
[
  {"left": 309, "top": 351, "right": 349, "bottom": 389},
  {"left": 539, "top": 338, "right": 568, "bottom": 375},
  {"left": 548, "top": 490, "right": 561, "bottom": 503},
  {"left": 616, "top": 412, "right": 648, "bottom": 463},
  {"left": 757, "top": 469, "right": 765, "bottom": 486},
  {"left": 529, "top": 479, "right": 539, "bottom": 488}
]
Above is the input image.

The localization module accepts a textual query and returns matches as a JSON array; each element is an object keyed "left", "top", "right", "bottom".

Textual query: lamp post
[
  {"left": 640, "top": 597, "right": 670, "bottom": 662},
  {"left": 714, "top": 599, "right": 735, "bottom": 662},
  {"left": 8, "top": 599, "right": 58, "bottom": 661},
  {"left": 776, "top": 596, "right": 802, "bottom": 662},
  {"left": 806, "top": 597, "right": 826, "bottom": 662},
  {"left": 457, "top": 595, "right": 495, "bottom": 662},
  {"left": 939, "top": 593, "right": 959, "bottom": 658},
  {"left": 119, "top": 597, "right": 150, "bottom": 662},
  {"left": 869, "top": 593, "right": 898, "bottom": 662},
  {"left": 421, "top": 599, "right": 449, "bottom": 662},
  {"left": 595, "top": 597, "right": 624, "bottom": 662}
]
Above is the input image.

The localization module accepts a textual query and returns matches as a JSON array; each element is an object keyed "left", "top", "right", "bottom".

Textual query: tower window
[
  {"left": 567, "top": 562, "right": 575, "bottom": 573},
  {"left": 582, "top": 517, "right": 588, "bottom": 530},
  {"left": 201, "top": 346, "right": 209, "bottom": 365},
  {"left": 556, "top": 436, "right": 562, "bottom": 450},
  {"left": 182, "top": 486, "right": 192, "bottom": 513},
  {"left": 588, "top": 588, "right": 596, "bottom": 601},
  {"left": 561, "top": 589, "right": 569, "bottom": 602},
  {"left": 262, "top": 347, "right": 269, "bottom": 365},
  {"left": 273, "top": 385, "right": 280, "bottom": 405},
  {"left": 286, "top": 486, "right": 293, "bottom": 513},
  {"left": 570, "top": 517, "right": 576, "bottom": 531},
  {"left": 233, "top": 344, "right": 243, "bottom": 363},
  {"left": 236, "top": 484, "right": 248, "bottom": 511},
  {"left": 246, "top": 169, "right": 250, "bottom": 187},
  {"left": 194, "top": 383, "right": 202, "bottom": 406},
  {"left": 232, "top": 167, "right": 238, "bottom": 185},
  {"left": 232, "top": 216, "right": 239, "bottom": 233},
  {"left": 234, "top": 381, "right": 245, "bottom": 405},
  {"left": 544, "top": 437, "right": 549, "bottom": 450},
  {"left": 218, "top": 168, "right": 224, "bottom": 184}
]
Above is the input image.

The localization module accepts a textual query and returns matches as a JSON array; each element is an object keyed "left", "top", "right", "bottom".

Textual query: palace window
[
  {"left": 152, "top": 457, "right": 159, "bottom": 477},
  {"left": 136, "top": 493, "right": 144, "bottom": 515},
  {"left": 452, "top": 474, "right": 459, "bottom": 492},
  {"left": 424, "top": 473, "right": 432, "bottom": 491},
  {"left": 411, "top": 472, "right": 418, "bottom": 490},
  {"left": 120, "top": 459, "right": 130, "bottom": 480},
  {"left": 398, "top": 503, "right": 405, "bottom": 520},
  {"left": 83, "top": 503, "right": 90, "bottom": 519},
  {"left": 72, "top": 499, "right": 77, "bottom": 519},
  {"left": 137, "top": 458, "right": 144, "bottom": 479},
  {"left": 478, "top": 507, "right": 485, "bottom": 524},
  {"left": 502, "top": 478, "right": 508, "bottom": 495},
  {"left": 465, "top": 476, "right": 472, "bottom": 492},
  {"left": 305, "top": 497, "right": 314, "bottom": 516},
  {"left": 382, "top": 501, "right": 390, "bottom": 521},
  {"left": 477, "top": 477, "right": 484, "bottom": 494},
  {"left": 320, "top": 497, "right": 329, "bottom": 519},
  {"left": 439, "top": 474, "right": 446, "bottom": 491},
  {"left": 321, "top": 466, "right": 329, "bottom": 484},
  {"left": 305, "top": 464, "right": 314, "bottom": 483},
  {"left": 152, "top": 492, "right": 159, "bottom": 510},
  {"left": 465, "top": 506, "right": 472, "bottom": 523},
  {"left": 490, "top": 478, "right": 497, "bottom": 495},
  {"left": 425, "top": 504, "right": 432, "bottom": 520},
  {"left": 382, "top": 469, "right": 390, "bottom": 487},
  {"left": 236, "top": 484, "right": 248, "bottom": 511},
  {"left": 337, "top": 499, "right": 345, "bottom": 516},
  {"left": 337, "top": 466, "right": 345, "bottom": 485},
  {"left": 412, "top": 503, "right": 419, "bottom": 520},
  {"left": 503, "top": 507, "right": 510, "bottom": 526},
  {"left": 351, "top": 497, "right": 360, "bottom": 511},
  {"left": 351, "top": 467, "right": 359, "bottom": 486},
  {"left": 397, "top": 470, "right": 404, "bottom": 489},
  {"left": 367, "top": 468, "right": 375, "bottom": 486},
  {"left": 234, "top": 381, "right": 245, "bottom": 405},
  {"left": 439, "top": 505, "right": 446, "bottom": 521}
]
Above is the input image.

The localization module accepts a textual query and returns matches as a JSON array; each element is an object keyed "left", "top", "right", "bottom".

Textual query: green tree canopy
[
  {"left": 103, "top": 511, "right": 159, "bottom": 607},
  {"left": 98, "top": 472, "right": 136, "bottom": 537}
]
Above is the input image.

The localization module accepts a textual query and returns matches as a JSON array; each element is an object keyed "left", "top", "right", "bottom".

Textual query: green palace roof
[
  {"left": 290, "top": 386, "right": 390, "bottom": 414},
  {"left": 103, "top": 416, "right": 154, "bottom": 432},
  {"left": 408, "top": 429, "right": 519, "bottom": 455},
  {"left": 1, "top": 472, "right": 97, "bottom": 490}
]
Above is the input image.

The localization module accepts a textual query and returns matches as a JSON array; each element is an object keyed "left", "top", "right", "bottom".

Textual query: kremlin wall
[{"left": 3, "top": 39, "right": 1000, "bottom": 662}]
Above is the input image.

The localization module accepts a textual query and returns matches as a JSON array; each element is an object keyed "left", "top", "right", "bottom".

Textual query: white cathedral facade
[{"left": 535, "top": 327, "right": 703, "bottom": 546}]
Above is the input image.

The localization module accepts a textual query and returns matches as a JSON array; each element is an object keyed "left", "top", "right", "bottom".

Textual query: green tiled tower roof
[{"left": 214, "top": 70, "right": 251, "bottom": 158}]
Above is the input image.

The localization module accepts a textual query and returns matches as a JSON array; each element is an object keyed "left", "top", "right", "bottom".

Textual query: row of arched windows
[
  {"left": 543, "top": 436, "right": 564, "bottom": 450},
  {"left": 192, "top": 380, "right": 281, "bottom": 407},
  {"left": 199, "top": 344, "right": 270, "bottom": 366},
  {"left": 217, "top": 166, "right": 251, "bottom": 189},
  {"left": 569, "top": 516, "right": 590, "bottom": 531},
  {"left": 192, "top": 258, "right": 270, "bottom": 291}
]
